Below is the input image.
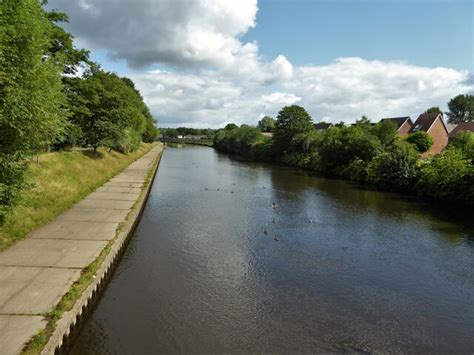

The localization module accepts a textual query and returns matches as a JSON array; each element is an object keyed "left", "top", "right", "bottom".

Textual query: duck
[{"left": 273, "top": 235, "right": 279, "bottom": 241}]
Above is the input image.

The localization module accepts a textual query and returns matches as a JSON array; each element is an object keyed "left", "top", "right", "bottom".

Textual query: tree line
[
  {"left": 214, "top": 100, "right": 474, "bottom": 205},
  {"left": 0, "top": 0, "right": 159, "bottom": 221}
]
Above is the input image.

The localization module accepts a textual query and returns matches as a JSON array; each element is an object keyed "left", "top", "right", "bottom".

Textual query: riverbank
[
  {"left": 0, "top": 143, "right": 157, "bottom": 252},
  {"left": 0, "top": 144, "right": 163, "bottom": 355},
  {"left": 213, "top": 123, "right": 474, "bottom": 206}
]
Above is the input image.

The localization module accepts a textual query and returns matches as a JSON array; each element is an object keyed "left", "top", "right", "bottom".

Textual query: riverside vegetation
[
  {"left": 214, "top": 105, "right": 474, "bottom": 205},
  {"left": 0, "top": 1, "right": 159, "bottom": 234}
]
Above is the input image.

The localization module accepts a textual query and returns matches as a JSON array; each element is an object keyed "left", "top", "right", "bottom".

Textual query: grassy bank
[{"left": 0, "top": 143, "right": 157, "bottom": 251}]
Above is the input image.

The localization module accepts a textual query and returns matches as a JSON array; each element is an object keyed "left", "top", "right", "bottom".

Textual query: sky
[{"left": 47, "top": 0, "right": 473, "bottom": 128}]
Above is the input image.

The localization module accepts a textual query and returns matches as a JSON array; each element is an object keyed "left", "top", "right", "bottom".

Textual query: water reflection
[{"left": 70, "top": 146, "right": 474, "bottom": 354}]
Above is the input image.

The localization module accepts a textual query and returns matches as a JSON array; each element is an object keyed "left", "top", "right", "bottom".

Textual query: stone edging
[{"left": 41, "top": 147, "right": 164, "bottom": 355}]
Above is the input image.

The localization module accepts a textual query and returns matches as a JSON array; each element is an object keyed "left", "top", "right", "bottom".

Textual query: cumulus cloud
[
  {"left": 48, "top": 1, "right": 472, "bottom": 127},
  {"left": 285, "top": 57, "right": 472, "bottom": 123},
  {"left": 130, "top": 58, "right": 471, "bottom": 127}
]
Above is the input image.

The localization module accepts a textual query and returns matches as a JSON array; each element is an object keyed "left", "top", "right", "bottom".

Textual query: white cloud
[
  {"left": 131, "top": 58, "right": 471, "bottom": 127},
  {"left": 285, "top": 58, "right": 472, "bottom": 123},
  {"left": 47, "top": 1, "right": 473, "bottom": 127}
]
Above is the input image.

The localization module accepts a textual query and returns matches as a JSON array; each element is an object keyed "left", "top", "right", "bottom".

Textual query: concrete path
[{"left": 0, "top": 146, "right": 162, "bottom": 355}]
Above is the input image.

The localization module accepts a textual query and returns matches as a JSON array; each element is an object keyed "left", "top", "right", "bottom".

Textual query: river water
[{"left": 70, "top": 145, "right": 474, "bottom": 353}]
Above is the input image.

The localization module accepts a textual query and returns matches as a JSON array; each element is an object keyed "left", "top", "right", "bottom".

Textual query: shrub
[
  {"left": 406, "top": 131, "right": 433, "bottom": 153},
  {"left": 417, "top": 148, "right": 474, "bottom": 203},
  {"left": 449, "top": 132, "right": 474, "bottom": 159},
  {"left": 367, "top": 142, "right": 420, "bottom": 192}
]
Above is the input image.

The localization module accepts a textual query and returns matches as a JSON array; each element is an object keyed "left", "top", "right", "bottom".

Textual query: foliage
[
  {"left": 371, "top": 119, "right": 398, "bottom": 147},
  {"left": 406, "top": 131, "right": 433, "bottom": 153},
  {"left": 417, "top": 148, "right": 474, "bottom": 203},
  {"left": 449, "top": 132, "right": 474, "bottom": 159},
  {"left": 317, "top": 125, "right": 382, "bottom": 176},
  {"left": 446, "top": 94, "right": 474, "bottom": 123},
  {"left": 64, "top": 66, "right": 149, "bottom": 154},
  {"left": 425, "top": 106, "right": 442, "bottom": 114},
  {"left": 367, "top": 141, "right": 420, "bottom": 191},
  {"left": 0, "top": 0, "right": 67, "bottom": 220},
  {"left": 214, "top": 125, "right": 267, "bottom": 158},
  {"left": 273, "top": 105, "right": 314, "bottom": 155},
  {"left": 258, "top": 116, "right": 276, "bottom": 132},
  {"left": 225, "top": 123, "right": 238, "bottom": 131}
]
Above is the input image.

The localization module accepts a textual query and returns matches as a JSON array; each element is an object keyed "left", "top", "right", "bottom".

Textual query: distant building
[
  {"left": 313, "top": 122, "right": 332, "bottom": 130},
  {"left": 380, "top": 116, "right": 413, "bottom": 136},
  {"left": 409, "top": 112, "right": 449, "bottom": 155},
  {"left": 177, "top": 135, "right": 184, "bottom": 139},
  {"left": 183, "top": 135, "right": 207, "bottom": 140},
  {"left": 261, "top": 132, "right": 273, "bottom": 138},
  {"left": 448, "top": 122, "right": 474, "bottom": 141}
]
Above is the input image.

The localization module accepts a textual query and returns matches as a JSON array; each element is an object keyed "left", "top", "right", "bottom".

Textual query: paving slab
[
  {"left": 30, "top": 221, "right": 118, "bottom": 241},
  {"left": 0, "top": 315, "right": 47, "bottom": 355},
  {"left": 56, "top": 207, "right": 129, "bottom": 223},
  {"left": 0, "top": 239, "right": 107, "bottom": 268},
  {"left": 75, "top": 198, "right": 135, "bottom": 210},
  {"left": 0, "top": 266, "right": 81, "bottom": 314},
  {"left": 96, "top": 186, "right": 142, "bottom": 194},
  {"left": 87, "top": 191, "right": 140, "bottom": 201},
  {"left": 109, "top": 178, "right": 146, "bottom": 183},
  {"left": 96, "top": 182, "right": 143, "bottom": 192}
]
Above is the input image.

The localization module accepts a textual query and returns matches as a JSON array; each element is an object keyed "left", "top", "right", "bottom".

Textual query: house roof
[
  {"left": 409, "top": 112, "right": 447, "bottom": 134},
  {"left": 448, "top": 122, "right": 474, "bottom": 138},
  {"left": 313, "top": 122, "right": 332, "bottom": 130},
  {"left": 380, "top": 116, "right": 412, "bottom": 129}
]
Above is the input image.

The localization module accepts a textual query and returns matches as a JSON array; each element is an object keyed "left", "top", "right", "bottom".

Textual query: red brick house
[
  {"left": 380, "top": 116, "right": 413, "bottom": 136},
  {"left": 409, "top": 112, "right": 449, "bottom": 155},
  {"left": 448, "top": 122, "right": 474, "bottom": 141}
]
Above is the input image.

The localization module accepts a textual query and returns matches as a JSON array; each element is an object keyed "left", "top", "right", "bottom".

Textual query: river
[{"left": 70, "top": 145, "right": 474, "bottom": 353}]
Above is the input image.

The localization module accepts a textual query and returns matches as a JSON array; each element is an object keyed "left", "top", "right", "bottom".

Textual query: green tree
[
  {"left": 65, "top": 66, "right": 148, "bottom": 154},
  {"left": 449, "top": 132, "right": 474, "bottom": 159},
  {"left": 367, "top": 141, "right": 420, "bottom": 191},
  {"left": 446, "top": 94, "right": 474, "bottom": 123},
  {"left": 257, "top": 116, "right": 276, "bottom": 132},
  {"left": 41, "top": 4, "right": 89, "bottom": 75},
  {"left": 225, "top": 123, "right": 238, "bottom": 131},
  {"left": 0, "top": 0, "right": 66, "bottom": 220},
  {"left": 406, "top": 131, "right": 433, "bottom": 153},
  {"left": 372, "top": 119, "right": 398, "bottom": 147},
  {"left": 424, "top": 106, "right": 442, "bottom": 114},
  {"left": 273, "top": 105, "right": 314, "bottom": 155},
  {"left": 418, "top": 148, "right": 474, "bottom": 203}
]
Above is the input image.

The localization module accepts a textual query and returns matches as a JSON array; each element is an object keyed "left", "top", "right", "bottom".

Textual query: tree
[
  {"left": 41, "top": 4, "right": 90, "bottom": 75},
  {"left": 372, "top": 119, "right": 397, "bottom": 147},
  {"left": 257, "top": 116, "right": 276, "bottom": 132},
  {"left": 65, "top": 66, "right": 148, "bottom": 154},
  {"left": 225, "top": 123, "right": 238, "bottom": 131},
  {"left": 449, "top": 132, "right": 474, "bottom": 159},
  {"left": 406, "top": 131, "right": 433, "bottom": 153},
  {"left": 425, "top": 106, "right": 442, "bottom": 114},
  {"left": 446, "top": 94, "right": 474, "bottom": 123},
  {"left": 273, "top": 105, "right": 314, "bottom": 154},
  {"left": 0, "top": 0, "right": 66, "bottom": 220},
  {"left": 367, "top": 141, "right": 420, "bottom": 192}
]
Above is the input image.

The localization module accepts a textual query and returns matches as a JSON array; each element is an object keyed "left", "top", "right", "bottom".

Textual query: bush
[
  {"left": 0, "top": 154, "right": 27, "bottom": 222},
  {"left": 406, "top": 131, "right": 433, "bottom": 153},
  {"left": 367, "top": 142, "right": 420, "bottom": 192},
  {"left": 449, "top": 132, "right": 474, "bottom": 159},
  {"left": 417, "top": 148, "right": 474, "bottom": 203}
]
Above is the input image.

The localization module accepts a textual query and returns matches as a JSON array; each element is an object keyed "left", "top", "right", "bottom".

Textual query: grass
[
  {"left": 0, "top": 143, "right": 157, "bottom": 252},
  {"left": 21, "top": 144, "right": 162, "bottom": 355}
]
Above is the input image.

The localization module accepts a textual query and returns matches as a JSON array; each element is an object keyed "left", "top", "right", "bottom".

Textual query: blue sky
[
  {"left": 90, "top": 0, "right": 473, "bottom": 75},
  {"left": 52, "top": 0, "right": 473, "bottom": 127}
]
